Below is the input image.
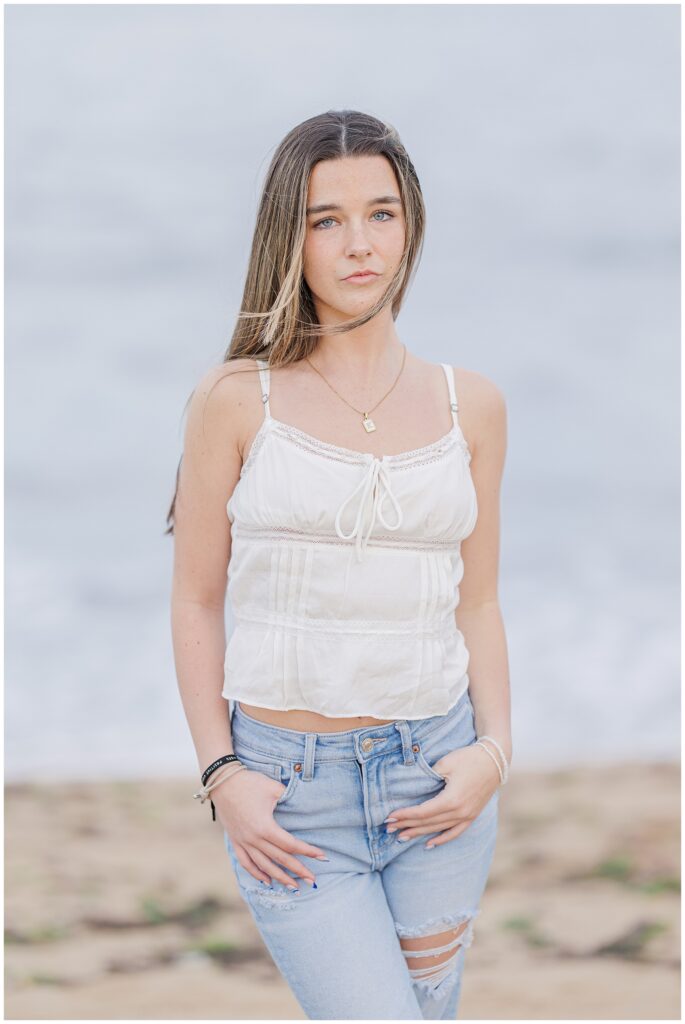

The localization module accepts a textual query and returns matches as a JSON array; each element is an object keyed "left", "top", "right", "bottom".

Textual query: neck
[{"left": 311, "top": 317, "right": 405, "bottom": 383}]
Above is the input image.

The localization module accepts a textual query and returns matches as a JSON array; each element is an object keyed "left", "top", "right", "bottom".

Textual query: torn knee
[
  {"left": 396, "top": 910, "right": 479, "bottom": 993},
  {"left": 244, "top": 880, "right": 299, "bottom": 912}
]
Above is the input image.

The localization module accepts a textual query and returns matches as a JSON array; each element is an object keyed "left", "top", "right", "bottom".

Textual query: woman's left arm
[
  {"left": 454, "top": 369, "right": 511, "bottom": 769},
  {"left": 382, "top": 371, "right": 511, "bottom": 846}
]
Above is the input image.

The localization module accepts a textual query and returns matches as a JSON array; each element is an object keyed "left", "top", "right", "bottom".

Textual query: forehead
[{"left": 307, "top": 155, "right": 399, "bottom": 203}]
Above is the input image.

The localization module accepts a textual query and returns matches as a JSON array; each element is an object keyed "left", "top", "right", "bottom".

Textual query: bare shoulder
[
  {"left": 452, "top": 366, "right": 507, "bottom": 460},
  {"left": 187, "top": 357, "right": 263, "bottom": 447},
  {"left": 453, "top": 366, "right": 506, "bottom": 411},
  {"left": 191, "top": 357, "right": 263, "bottom": 412}
]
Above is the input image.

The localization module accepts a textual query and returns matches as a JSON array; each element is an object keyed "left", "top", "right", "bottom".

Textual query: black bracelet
[
  {"left": 201, "top": 754, "right": 241, "bottom": 822},
  {"left": 201, "top": 754, "right": 240, "bottom": 787}
]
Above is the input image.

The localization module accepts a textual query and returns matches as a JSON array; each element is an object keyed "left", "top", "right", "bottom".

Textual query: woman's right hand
[{"left": 214, "top": 767, "right": 327, "bottom": 889}]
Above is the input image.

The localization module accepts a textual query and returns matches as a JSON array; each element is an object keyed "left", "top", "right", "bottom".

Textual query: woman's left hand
[{"left": 385, "top": 745, "right": 501, "bottom": 848}]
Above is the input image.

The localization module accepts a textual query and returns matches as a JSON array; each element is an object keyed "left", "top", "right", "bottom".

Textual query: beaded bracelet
[{"left": 475, "top": 734, "right": 510, "bottom": 785}]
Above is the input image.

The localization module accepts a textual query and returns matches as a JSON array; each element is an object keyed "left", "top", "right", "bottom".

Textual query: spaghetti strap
[
  {"left": 256, "top": 358, "right": 271, "bottom": 419},
  {"left": 440, "top": 362, "right": 459, "bottom": 428}
]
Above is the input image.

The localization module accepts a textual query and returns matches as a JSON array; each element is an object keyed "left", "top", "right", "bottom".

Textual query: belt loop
[
  {"left": 394, "top": 720, "right": 416, "bottom": 766},
  {"left": 303, "top": 733, "right": 316, "bottom": 780}
]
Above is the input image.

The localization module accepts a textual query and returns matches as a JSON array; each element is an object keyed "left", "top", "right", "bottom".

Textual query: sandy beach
[{"left": 5, "top": 761, "right": 680, "bottom": 1019}]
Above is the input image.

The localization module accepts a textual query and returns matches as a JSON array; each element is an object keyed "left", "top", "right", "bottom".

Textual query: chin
[{"left": 315, "top": 294, "right": 372, "bottom": 321}]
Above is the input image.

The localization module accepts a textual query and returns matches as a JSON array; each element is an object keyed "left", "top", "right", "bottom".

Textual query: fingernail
[
  {"left": 303, "top": 878, "right": 318, "bottom": 888},
  {"left": 314, "top": 855, "right": 330, "bottom": 861},
  {"left": 287, "top": 885, "right": 300, "bottom": 893},
  {"left": 425, "top": 844, "right": 435, "bottom": 850},
  {"left": 386, "top": 826, "right": 397, "bottom": 833},
  {"left": 384, "top": 817, "right": 398, "bottom": 823},
  {"left": 397, "top": 836, "right": 409, "bottom": 842}
]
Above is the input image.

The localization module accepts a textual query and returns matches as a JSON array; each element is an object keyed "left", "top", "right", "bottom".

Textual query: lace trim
[
  {"left": 230, "top": 523, "right": 463, "bottom": 551},
  {"left": 271, "top": 418, "right": 472, "bottom": 468},
  {"left": 231, "top": 609, "right": 459, "bottom": 639},
  {"left": 236, "top": 415, "right": 472, "bottom": 484}
]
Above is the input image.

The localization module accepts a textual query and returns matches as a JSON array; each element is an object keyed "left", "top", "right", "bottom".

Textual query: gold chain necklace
[{"left": 304, "top": 344, "right": 407, "bottom": 434}]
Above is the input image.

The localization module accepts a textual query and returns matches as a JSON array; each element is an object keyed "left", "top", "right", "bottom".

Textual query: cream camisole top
[{"left": 223, "top": 359, "right": 478, "bottom": 720}]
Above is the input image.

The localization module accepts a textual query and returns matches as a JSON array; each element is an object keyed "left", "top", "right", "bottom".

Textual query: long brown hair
[{"left": 165, "top": 109, "right": 426, "bottom": 535}]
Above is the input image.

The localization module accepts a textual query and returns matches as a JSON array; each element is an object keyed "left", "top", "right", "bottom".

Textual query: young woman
[{"left": 168, "top": 109, "right": 511, "bottom": 1020}]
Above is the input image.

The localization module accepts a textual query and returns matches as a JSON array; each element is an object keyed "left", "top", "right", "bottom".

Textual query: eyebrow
[{"left": 305, "top": 195, "right": 402, "bottom": 216}]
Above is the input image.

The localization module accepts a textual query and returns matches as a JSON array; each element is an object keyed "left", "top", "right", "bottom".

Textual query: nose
[
  {"left": 344, "top": 223, "right": 373, "bottom": 257},
  {"left": 346, "top": 240, "right": 373, "bottom": 257}
]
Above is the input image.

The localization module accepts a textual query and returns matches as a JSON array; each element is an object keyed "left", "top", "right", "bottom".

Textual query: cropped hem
[{"left": 222, "top": 678, "right": 470, "bottom": 722}]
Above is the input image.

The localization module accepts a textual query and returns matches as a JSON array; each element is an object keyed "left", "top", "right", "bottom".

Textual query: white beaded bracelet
[
  {"left": 475, "top": 740, "right": 504, "bottom": 783},
  {"left": 475, "top": 734, "right": 509, "bottom": 785}
]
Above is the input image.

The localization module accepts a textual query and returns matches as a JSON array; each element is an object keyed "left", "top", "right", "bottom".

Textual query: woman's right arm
[
  {"left": 170, "top": 362, "right": 326, "bottom": 887},
  {"left": 170, "top": 364, "right": 243, "bottom": 776}
]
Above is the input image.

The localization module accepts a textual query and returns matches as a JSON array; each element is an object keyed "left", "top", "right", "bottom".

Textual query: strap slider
[
  {"left": 450, "top": 402, "right": 458, "bottom": 412},
  {"left": 262, "top": 393, "right": 269, "bottom": 404}
]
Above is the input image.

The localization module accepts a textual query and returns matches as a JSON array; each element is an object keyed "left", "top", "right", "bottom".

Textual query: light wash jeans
[{"left": 224, "top": 686, "right": 499, "bottom": 1020}]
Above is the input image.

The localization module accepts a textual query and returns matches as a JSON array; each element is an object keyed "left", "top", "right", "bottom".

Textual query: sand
[{"left": 5, "top": 761, "right": 680, "bottom": 1019}]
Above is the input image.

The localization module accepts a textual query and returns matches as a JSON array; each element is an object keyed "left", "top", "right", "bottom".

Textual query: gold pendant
[{"left": 362, "top": 414, "right": 376, "bottom": 433}]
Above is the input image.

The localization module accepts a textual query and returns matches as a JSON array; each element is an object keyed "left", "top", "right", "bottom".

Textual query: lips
[{"left": 345, "top": 271, "right": 379, "bottom": 280}]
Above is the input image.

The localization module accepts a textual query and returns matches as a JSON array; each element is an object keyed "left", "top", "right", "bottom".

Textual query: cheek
[
  {"left": 386, "top": 221, "right": 406, "bottom": 258},
  {"left": 303, "top": 237, "right": 337, "bottom": 290}
]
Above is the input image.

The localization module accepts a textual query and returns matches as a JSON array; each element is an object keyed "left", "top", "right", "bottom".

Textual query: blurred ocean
[{"left": 5, "top": 5, "right": 680, "bottom": 779}]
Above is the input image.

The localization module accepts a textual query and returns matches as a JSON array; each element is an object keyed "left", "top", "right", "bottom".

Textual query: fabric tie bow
[{"left": 334, "top": 457, "right": 404, "bottom": 562}]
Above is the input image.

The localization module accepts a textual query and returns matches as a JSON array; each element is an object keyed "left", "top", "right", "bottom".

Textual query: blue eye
[{"left": 313, "top": 210, "right": 396, "bottom": 230}]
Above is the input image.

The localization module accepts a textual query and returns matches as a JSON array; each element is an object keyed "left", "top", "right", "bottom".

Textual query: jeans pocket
[
  {"left": 273, "top": 760, "right": 302, "bottom": 806},
  {"left": 235, "top": 748, "right": 302, "bottom": 807},
  {"left": 414, "top": 746, "right": 449, "bottom": 784},
  {"left": 413, "top": 705, "right": 477, "bottom": 783}
]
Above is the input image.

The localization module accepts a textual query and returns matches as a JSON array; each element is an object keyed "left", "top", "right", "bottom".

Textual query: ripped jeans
[{"left": 223, "top": 686, "right": 499, "bottom": 1020}]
